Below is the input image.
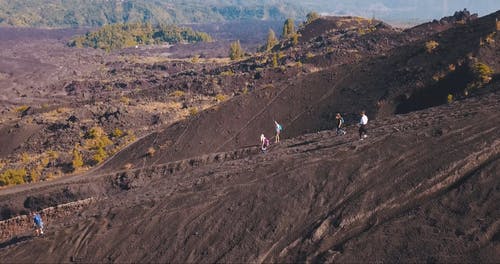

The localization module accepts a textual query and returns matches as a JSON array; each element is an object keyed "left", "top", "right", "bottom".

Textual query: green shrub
[
  {"left": 220, "top": 70, "right": 234, "bottom": 76},
  {"left": 72, "top": 147, "right": 84, "bottom": 170},
  {"left": 169, "top": 90, "right": 185, "bottom": 97},
  {"left": 0, "top": 168, "right": 27, "bottom": 186},
  {"left": 215, "top": 94, "right": 227, "bottom": 102},
  {"left": 472, "top": 62, "right": 493, "bottom": 84},
  {"left": 425, "top": 40, "right": 439, "bottom": 53},
  {"left": 111, "top": 128, "right": 124, "bottom": 138},
  {"left": 92, "top": 147, "right": 107, "bottom": 165},
  {"left": 447, "top": 94, "right": 453, "bottom": 104},
  {"left": 189, "top": 107, "right": 199, "bottom": 116}
]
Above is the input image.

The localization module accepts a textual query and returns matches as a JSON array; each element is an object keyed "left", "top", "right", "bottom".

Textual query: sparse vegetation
[
  {"left": 147, "top": 147, "right": 156, "bottom": 156},
  {"left": 92, "top": 147, "right": 108, "bottom": 165},
  {"left": 72, "top": 146, "right": 84, "bottom": 171},
  {"left": 215, "top": 94, "right": 227, "bottom": 102},
  {"left": 291, "top": 33, "right": 299, "bottom": 46},
  {"left": 191, "top": 55, "right": 200, "bottom": 64},
  {"left": 220, "top": 70, "right": 235, "bottom": 76},
  {"left": 272, "top": 53, "right": 278, "bottom": 68},
  {"left": 471, "top": 62, "right": 493, "bottom": 84},
  {"left": 110, "top": 128, "right": 124, "bottom": 138},
  {"left": 189, "top": 107, "right": 199, "bottom": 116},
  {"left": 229, "top": 40, "right": 244, "bottom": 60},
  {"left": 282, "top": 18, "right": 295, "bottom": 38},
  {"left": 265, "top": 29, "right": 278, "bottom": 52},
  {"left": 14, "top": 105, "right": 29, "bottom": 113},
  {"left": 447, "top": 94, "right": 453, "bottom": 104},
  {"left": 170, "top": 90, "right": 185, "bottom": 97},
  {"left": 305, "top": 12, "right": 320, "bottom": 25},
  {"left": 0, "top": 168, "right": 27, "bottom": 186},
  {"left": 425, "top": 40, "right": 439, "bottom": 53},
  {"left": 119, "top": 96, "right": 131, "bottom": 105}
]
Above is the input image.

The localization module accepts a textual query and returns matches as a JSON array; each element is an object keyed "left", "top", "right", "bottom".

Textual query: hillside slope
[
  {"left": 0, "top": 89, "right": 499, "bottom": 263},
  {"left": 94, "top": 11, "right": 499, "bottom": 173}
]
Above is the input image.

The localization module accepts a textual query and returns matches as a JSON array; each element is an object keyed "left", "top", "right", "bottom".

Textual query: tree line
[{"left": 68, "top": 22, "right": 212, "bottom": 51}]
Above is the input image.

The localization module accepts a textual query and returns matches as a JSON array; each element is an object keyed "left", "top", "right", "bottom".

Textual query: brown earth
[
  {"left": 0, "top": 90, "right": 498, "bottom": 263},
  {"left": 0, "top": 10, "right": 499, "bottom": 263}
]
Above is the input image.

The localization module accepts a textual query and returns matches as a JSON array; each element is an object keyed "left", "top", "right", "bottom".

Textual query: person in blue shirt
[
  {"left": 31, "top": 211, "right": 44, "bottom": 236},
  {"left": 274, "top": 120, "right": 282, "bottom": 143}
]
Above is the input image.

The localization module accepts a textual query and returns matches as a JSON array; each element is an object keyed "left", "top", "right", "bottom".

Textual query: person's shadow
[{"left": 0, "top": 235, "right": 33, "bottom": 249}]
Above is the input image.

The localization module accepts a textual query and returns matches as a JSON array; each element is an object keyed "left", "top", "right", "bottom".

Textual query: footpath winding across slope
[{"left": 0, "top": 91, "right": 499, "bottom": 263}]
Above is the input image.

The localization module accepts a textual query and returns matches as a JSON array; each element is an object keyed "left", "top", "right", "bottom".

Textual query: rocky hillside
[{"left": 0, "top": 10, "right": 499, "bottom": 263}]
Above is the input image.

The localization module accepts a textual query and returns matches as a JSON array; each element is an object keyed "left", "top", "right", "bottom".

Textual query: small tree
[
  {"left": 72, "top": 146, "right": 84, "bottom": 171},
  {"left": 266, "top": 29, "right": 278, "bottom": 52},
  {"left": 292, "top": 33, "right": 299, "bottom": 46},
  {"left": 306, "top": 12, "right": 320, "bottom": 24},
  {"left": 283, "top": 18, "right": 295, "bottom": 38},
  {"left": 272, "top": 53, "right": 278, "bottom": 68},
  {"left": 229, "top": 40, "right": 244, "bottom": 60}
]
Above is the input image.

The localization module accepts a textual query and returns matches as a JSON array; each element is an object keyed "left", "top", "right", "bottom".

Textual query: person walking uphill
[
  {"left": 31, "top": 211, "right": 44, "bottom": 236},
  {"left": 359, "top": 110, "right": 368, "bottom": 140},
  {"left": 335, "top": 113, "right": 346, "bottom": 135},
  {"left": 260, "top": 134, "right": 270, "bottom": 152},
  {"left": 274, "top": 121, "right": 282, "bottom": 143}
]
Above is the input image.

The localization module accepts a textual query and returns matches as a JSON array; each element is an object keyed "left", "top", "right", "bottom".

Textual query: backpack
[
  {"left": 277, "top": 124, "right": 282, "bottom": 131},
  {"left": 34, "top": 214, "right": 42, "bottom": 225}
]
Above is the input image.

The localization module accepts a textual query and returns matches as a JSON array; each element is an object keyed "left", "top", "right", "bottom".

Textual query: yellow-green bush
[
  {"left": 72, "top": 147, "right": 84, "bottom": 170},
  {"left": 472, "top": 62, "right": 493, "bottom": 84},
  {"left": 0, "top": 168, "right": 27, "bottom": 186},
  {"left": 215, "top": 94, "right": 227, "bottom": 102},
  {"left": 189, "top": 107, "right": 199, "bottom": 116},
  {"left": 220, "top": 70, "right": 234, "bottom": 76},
  {"left": 169, "top": 90, "right": 185, "bottom": 97},
  {"left": 92, "top": 147, "right": 108, "bottom": 165},
  {"left": 425, "top": 40, "right": 439, "bottom": 53},
  {"left": 111, "top": 128, "right": 124, "bottom": 138}
]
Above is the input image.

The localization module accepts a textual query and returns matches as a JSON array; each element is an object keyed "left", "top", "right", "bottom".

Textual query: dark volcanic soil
[
  {"left": 0, "top": 10, "right": 499, "bottom": 263},
  {"left": 0, "top": 90, "right": 499, "bottom": 263}
]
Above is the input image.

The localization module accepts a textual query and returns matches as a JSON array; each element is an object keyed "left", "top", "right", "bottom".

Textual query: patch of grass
[
  {"left": 110, "top": 128, "right": 124, "bottom": 138},
  {"left": 119, "top": 96, "right": 131, "bottom": 105},
  {"left": 169, "top": 90, "right": 185, "bottom": 97},
  {"left": 220, "top": 70, "right": 234, "bottom": 76},
  {"left": 14, "top": 105, "right": 29, "bottom": 113},
  {"left": 215, "top": 94, "right": 227, "bottom": 102},
  {"left": 189, "top": 107, "right": 199, "bottom": 116}
]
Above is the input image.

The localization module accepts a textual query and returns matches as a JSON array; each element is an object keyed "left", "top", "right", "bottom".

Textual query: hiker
[
  {"left": 359, "top": 110, "right": 368, "bottom": 140},
  {"left": 335, "top": 113, "right": 346, "bottom": 135},
  {"left": 260, "top": 134, "right": 270, "bottom": 152},
  {"left": 274, "top": 120, "right": 282, "bottom": 143},
  {"left": 31, "top": 211, "right": 44, "bottom": 236}
]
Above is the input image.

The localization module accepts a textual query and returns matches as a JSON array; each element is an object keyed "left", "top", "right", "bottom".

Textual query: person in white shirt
[{"left": 359, "top": 110, "right": 368, "bottom": 140}]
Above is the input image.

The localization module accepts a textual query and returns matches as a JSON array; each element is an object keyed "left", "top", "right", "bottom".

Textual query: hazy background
[{"left": 0, "top": 0, "right": 498, "bottom": 27}]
